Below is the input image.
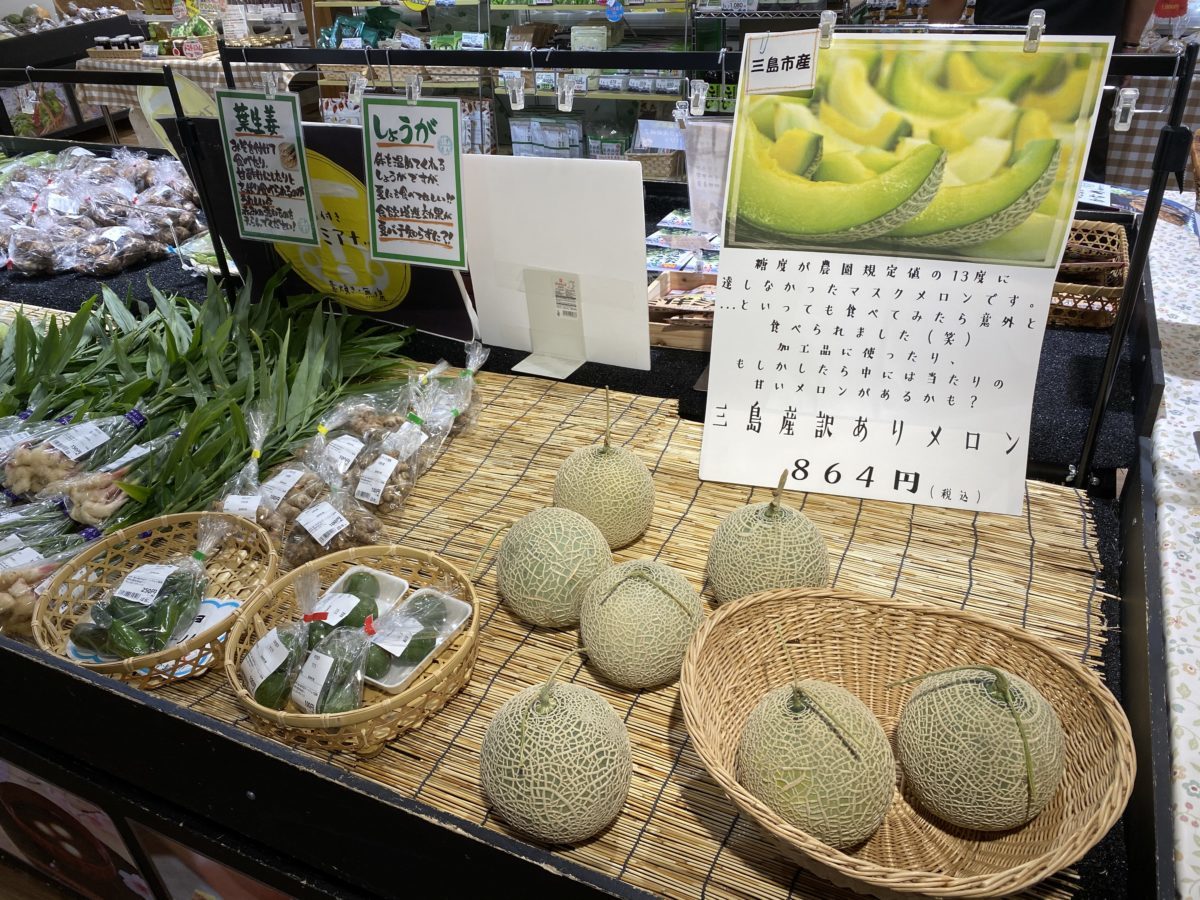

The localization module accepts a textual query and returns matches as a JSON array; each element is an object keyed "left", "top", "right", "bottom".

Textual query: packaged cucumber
[
  {"left": 68, "top": 516, "right": 230, "bottom": 659},
  {"left": 449, "top": 341, "right": 490, "bottom": 436},
  {"left": 282, "top": 463, "right": 383, "bottom": 568},
  {"left": 364, "top": 588, "right": 472, "bottom": 692},
  {"left": 241, "top": 571, "right": 319, "bottom": 710},
  {"left": 212, "top": 404, "right": 274, "bottom": 524},
  {"left": 303, "top": 566, "right": 385, "bottom": 650},
  {"left": 290, "top": 622, "right": 373, "bottom": 715}
]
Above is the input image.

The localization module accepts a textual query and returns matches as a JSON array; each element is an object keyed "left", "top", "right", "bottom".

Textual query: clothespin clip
[
  {"left": 1023, "top": 8, "right": 1045, "bottom": 53},
  {"left": 818, "top": 10, "right": 836, "bottom": 49},
  {"left": 261, "top": 71, "right": 278, "bottom": 99},
  {"left": 557, "top": 74, "right": 575, "bottom": 112},
  {"left": 405, "top": 71, "right": 422, "bottom": 103},
  {"left": 20, "top": 66, "right": 35, "bottom": 115},
  {"left": 1112, "top": 87, "right": 1138, "bottom": 132},
  {"left": 503, "top": 71, "right": 525, "bottom": 110},
  {"left": 689, "top": 78, "right": 708, "bottom": 117},
  {"left": 673, "top": 99, "right": 689, "bottom": 129}
]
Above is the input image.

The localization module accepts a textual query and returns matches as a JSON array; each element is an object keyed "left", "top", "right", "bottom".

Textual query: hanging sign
[
  {"left": 362, "top": 96, "right": 466, "bottom": 269},
  {"left": 216, "top": 88, "right": 318, "bottom": 246},
  {"left": 744, "top": 28, "right": 818, "bottom": 94},
  {"left": 222, "top": 4, "right": 250, "bottom": 40},
  {"left": 700, "top": 32, "right": 1112, "bottom": 515}
]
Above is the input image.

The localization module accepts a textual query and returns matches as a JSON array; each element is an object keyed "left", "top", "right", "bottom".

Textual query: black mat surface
[{"left": 0, "top": 254, "right": 209, "bottom": 311}]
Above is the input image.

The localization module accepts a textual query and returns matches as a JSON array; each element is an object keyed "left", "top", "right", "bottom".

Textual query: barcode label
[
  {"left": 295, "top": 501, "right": 348, "bottom": 547},
  {"left": 49, "top": 423, "right": 111, "bottom": 460},
  {"left": 112, "top": 564, "right": 178, "bottom": 605},
  {"left": 242, "top": 627, "right": 290, "bottom": 692},
  {"left": 260, "top": 468, "right": 304, "bottom": 510},
  {"left": 291, "top": 650, "right": 334, "bottom": 713}
]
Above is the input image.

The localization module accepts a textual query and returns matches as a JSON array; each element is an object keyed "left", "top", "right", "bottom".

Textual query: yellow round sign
[
  {"left": 275, "top": 151, "right": 413, "bottom": 312},
  {"left": 402, "top": 0, "right": 430, "bottom": 10}
]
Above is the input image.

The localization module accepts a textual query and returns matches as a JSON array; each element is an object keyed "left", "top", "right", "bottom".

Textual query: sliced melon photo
[
  {"left": 812, "top": 151, "right": 876, "bottom": 184},
  {"left": 769, "top": 128, "right": 823, "bottom": 178},
  {"left": 946, "top": 136, "right": 1012, "bottom": 185},
  {"left": 928, "top": 97, "right": 1020, "bottom": 152},
  {"left": 888, "top": 53, "right": 977, "bottom": 118},
  {"left": 733, "top": 122, "right": 945, "bottom": 243},
  {"left": 884, "top": 137, "right": 1060, "bottom": 247},
  {"left": 818, "top": 103, "right": 911, "bottom": 150},
  {"left": 1022, "top": 67, "right": 1093, "bottom": 122},
  {"left": 824, "top": 56, "right": 896, "bottom": 129},
  {"left": 957, "top": 211, "right": 1057, "bottom": 262}
]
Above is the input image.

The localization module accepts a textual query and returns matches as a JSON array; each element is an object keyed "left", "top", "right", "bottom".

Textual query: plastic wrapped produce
[
  {"left": 282, "top": 466, "right": 383, "bottom": 568},
  {"left": 449, "top": 341, "right": 490, "bottom": 435},
  {"left": 212, "top": 405, "right": 273, "bottom": 523},
  {"left": 407, "top": 380, "right": 457, "bottom": 477},
  {"left": 68, "top": 227, "right": 162, "bottom": 277},
  {"left": 0, "top": 497, "right": 73, "bottom": 545},
  {"left": 0, "top": 531, "right": 98, "bottom": 639},
  {"left": 363, "top": 588, "right": 471, "bottom": 690},
  {"left": 67, "top": 517, "right": 230, "bottom": 659},
  {"left": 290, "top": 622, "right": 373, "bottom": 714},
  {"left": 258, "top": 460, "right": 326, "bottom": 543},
  {"left": 8, "top": 225, "right": 54, "bottom": 275},
  {"left": 4, "top": 410, "right": 150, "bottom": 498},
  {"left": 242, "top": 571, "right": 318, "bottom": 709},
  {"left": 51, "top": 430, "right": 178, "bottom": 526},
  {"left": 349, "top": 421, "right": 425, "bottom": 515}
]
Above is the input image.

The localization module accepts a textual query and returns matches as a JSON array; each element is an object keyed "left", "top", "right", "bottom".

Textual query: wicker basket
[
  {"left": 224, "top": 545, "right": 478, "bottom": 757},
  {"left": 31, "top": 513, "right": 278, "bottom": 691},
  {"left": 626, "top": 148, "right": 682, "bottom": 179},
  {"left": 1049, "top": 220, "right": 1129, "bottom": 329},
  {"left": 86, "top": 48, "right": 142, "bottom": 59},
  {"left": 679, "top": 589, "right": 1135, "bottom": 899}
]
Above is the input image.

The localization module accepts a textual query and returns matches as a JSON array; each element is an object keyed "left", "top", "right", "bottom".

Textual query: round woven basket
[
  {"left": 679, "top": 589, "right": 1135, "bottom": 899},
  {"left": 32, "top": 513, "right": 278, "bottom": 691},
  {"left": 224, "top": 545, "right": 478, "bottom": 757}
]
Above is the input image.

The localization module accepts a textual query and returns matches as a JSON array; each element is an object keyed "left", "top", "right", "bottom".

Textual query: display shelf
[
  {"left": 491, "top": 1, "right": 685, "bottom": 9},
  {"left": 495, "top": 86, "right": 682, "bottom": 101}
]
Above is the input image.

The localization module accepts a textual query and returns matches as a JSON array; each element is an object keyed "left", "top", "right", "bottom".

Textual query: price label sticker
[
  {"left": 370, "top": 614, "right": 425, "bottom": 658},
  {"left": 0, "top": 546, "right": 42, "bottom": 571},
  {"left": 355, "top": 454, "right": 400, "bottom": 505},
  {"left": 241, "top": 626, "right": 290, "bottom": 692},
  {"left": 296, "top": 501, "right": 349, "bottom": 547},
  {"left": 223, "top": 493, "right": 261, "bottom": 519},
  {"left": 113, "top": 563, "right": 178, "bottom": 606},
  {"left": 182, "top": 38, "right": 205, "bottom": 58},
  {"left": 0, "top": 430, "right": 32, "bottom": 453},
  {"left": 49, "top": 423, "right": 111, "bottom": 461},
  {"left": 104, "top": 443, "right": 152, "bottom": 471},
  {"left": 0, "top": 535, "right": 25, "bottom": 554},
  {"left": 291, "top": 650, "right": 335, "bottom": 712},
  {"left": 324, "top": 434, "right": 365, "bottom": 474},
  {"left": 340, "top": 36, "right": 364, "bottom": 49},
  {"left": 142, "top": 42, "right": 161, "bottom": 58},
  {"left": 315, "top": 591, "right": 362, "bottom": 626},
  {"left": 259, "top": 468, "right": 304, "bottom": 510}
]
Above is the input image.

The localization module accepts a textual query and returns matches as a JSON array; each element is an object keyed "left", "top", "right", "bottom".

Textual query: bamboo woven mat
[{"left": 143, "top": 373, "right": 1113, "bottom": 900}]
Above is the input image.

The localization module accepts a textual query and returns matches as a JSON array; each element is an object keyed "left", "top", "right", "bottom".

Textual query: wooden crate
[{"left": 647, "top": 271, "right": 715, "bottom": 352}]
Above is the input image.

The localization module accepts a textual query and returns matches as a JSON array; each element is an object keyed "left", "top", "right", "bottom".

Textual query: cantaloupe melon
[
  {"left": 480, "top": 653, "right": 632, "bottom": 844},
  {"left": 895, "top": 665, "right": 1064, "bottom": 831},
  {"left": 706, "top": 471, "right": 829, "bottom": 605},
  {"left": 554, "top": 388, "right": 655, "bottom": 550},
  {"left": 579, "top": 560, "right": 702, "bottom": 689},
  {"left": 737, "top": 678, "right": 894, "bottom": 849},
  {"left": 497, "top": 507, "right": 611, "bottom": 628}
]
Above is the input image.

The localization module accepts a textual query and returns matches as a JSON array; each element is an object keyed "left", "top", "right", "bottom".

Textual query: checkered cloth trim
[
  {"left": 1108, "top": 74, "right": 1198, "bottom": 193},
  {"left": 73, "top": 58, "right": 294, "bottom": 109}
]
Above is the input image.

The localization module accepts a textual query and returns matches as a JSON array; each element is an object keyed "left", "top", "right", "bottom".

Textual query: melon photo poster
[{"left": 701, "top": 34, "right": 1111, "bottom": 515}]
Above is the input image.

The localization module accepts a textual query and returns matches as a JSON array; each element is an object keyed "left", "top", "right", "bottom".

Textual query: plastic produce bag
[
  {"left": 363, "top": 588, "right": 471, "bottom": 688},
  {"left": 290, "top": 621, "right": 372, "bottom": 714},
  {"left": 0, "top": 497, "right": 73, "bottom": 545},
  {"left": 348, "top": 421, "right": 425, "bottom": 515},
  {"left": 69, "top": 226, "right": 163, "bottom": 277},
  {"left": 212, "top": 405, "right": 274, "bottom": 523},
  {"left": 52, "top": 430, "right": 178, "bottom": 526},
  {"left": 241, "top": 571, "right": 317, "bottom": 709},
  {"left": 258, "top": 459, "right": 327, "bottom": 543},
  {"left": 8, "top": 224, "right": 54, "bottom": 275},
  {"left": 68, "top": 517, "right": 230, "bottom": 660},
  {"left": 282, "top": 465, "right": 383, "bottom": 568},
  {"left": 449, "top": 341, "right": 490, "bottom": 436},
  {"left": 5, "top": 410, "right": 150, "bottom": 498},
  {"left": 407, "top": 379, "right": 457, "bottom": 477},
  {"left": 0, "top": 531, "right": 98, "bottom": 639}
]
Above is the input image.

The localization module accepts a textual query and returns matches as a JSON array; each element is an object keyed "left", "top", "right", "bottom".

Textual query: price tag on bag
[
  {"left": 324, "top": 434, "right": 365, "bottom": 474},
  {"left": 315, "top": 591, "right": 362, "bottom": 626},
  {"left": 260, "top": 468, "right": 304, "bottom": 510},
  {"left": 104, "top": 442, "right": 152, "bottom": 471},
  {"left": 0, "top": 546, "right": 42, "bottom": 570},
  {"left": 370, "top": 614, "right": 424, "bottom": 658},
  {"left": 296, "top": 501, "right": 349, "bottom": 547},
  {"left": 355, "top": 454, "right": 400, "bottom": 504},
  {"left": 291, "top": 650, "right": 334, "bottom": 712},
  {"left": 0, "top": 535, "right": 24, "bottom": 554},
  {"left": 113, "top": 563, "right": 178, "bottom": 605},
  {"left": 222, "top": 493, "right": 260, "bottom": 519},
  {"left": 241, "top": 626, "right": 290, "bottom": 692},
  {"left": 49, "top": 422, "right": 111, "bottom": 460},
  {"left": 0, "top": 430, "right": 32, "bottom": 453}
]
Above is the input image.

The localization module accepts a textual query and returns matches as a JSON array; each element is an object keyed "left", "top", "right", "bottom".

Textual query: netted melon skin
[
  {"left": 481, "top": 682, "right": 632, "bottom": 845},
  {"left": 896, "top": 668, "right": 1064, "bottom": 832},
  {"left": 706, "top": 503, "right": 829, "bottom": 605},
  {"left": 579, "top": 560, "right": 703, "bottom": 689},
  {"left": 554, "top": 445, "right": 655, "bottom": 549},
  {"left": 497, "top": 508, "right": 612, "bottom": 628},
  {"left": 737, "top": 681, "right": 895, "bottom": 849}
]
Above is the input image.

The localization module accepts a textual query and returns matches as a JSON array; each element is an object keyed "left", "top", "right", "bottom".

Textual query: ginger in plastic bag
[
  {"left": 8, "top": 224, "right": 54, "bottom": 275},
  {"left": 6, "top": 409, "right": 150, "bottom": 498},
  {"left": 53, "top": 430, "right": 178, "bottom": 526},
  {"left": 258, "top": 459, "right": 326, "bottom": 543},
  {"left": 70, "top": 226, "right": 161, "bottom": 277},
  {"left": 348, "top": 420, "right": 425, "bottom": 515},
  {"left": 212, "top": 405, "right": 274, "bottom": 524},
  {"left": 290, "top": 621, "right": 373, "bottom": 714},
  {"left": 283, "top": 465, "right": 382, "bottom": 568},
  {"left": 0, "top": 531, "right": 99, "bottom": 640},
  {"left": 242, "top": 571, "right": 317, "bottom": 709},
  {"left": 450, "top": 340, "right": 490, "bottom": 436},
  {"left": 68, "top": 517, "right": 230, "bottom": 660},
  {"left": 407, "top": 379, "right": 458, "bottom": 477}
]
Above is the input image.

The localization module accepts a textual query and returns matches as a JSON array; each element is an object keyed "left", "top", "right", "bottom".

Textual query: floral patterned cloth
[{"left": 1148, "top": 193, "right": 1200, "bottom": 897}]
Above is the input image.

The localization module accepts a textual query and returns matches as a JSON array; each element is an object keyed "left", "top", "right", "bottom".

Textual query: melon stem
[
  {"left": 766, "top": 469, "right": 788, "bottom": 518},
  {"left": 888, "top": 664, "right": 1037, "bottom": 816},
  {"left": 771, "top": 621, "right": 860, "bottom": 760},
  {"left": 470, "top": 521, "right": 512, "bottom": 581},
  {"left": 517, "top": 648, "right": 587, "bottom": 776},
  {"left": 602, "top": 386, "right": 611, "bottom": 451},
  {"left": 595, "top": 565, "right": 694, "bottom": 619}
]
